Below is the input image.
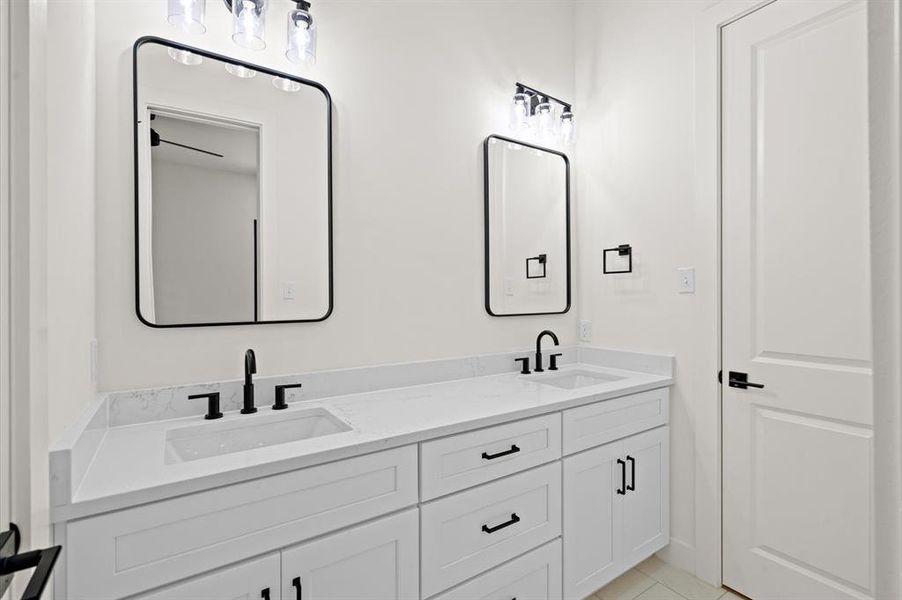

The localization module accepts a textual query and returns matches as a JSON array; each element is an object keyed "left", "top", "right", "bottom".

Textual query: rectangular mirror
[
  {"left": 134, "top": 37, "right": 332, "bottom": 327},
  {"left": 484, "top": 135, "right": 570, "bottom": 316}
]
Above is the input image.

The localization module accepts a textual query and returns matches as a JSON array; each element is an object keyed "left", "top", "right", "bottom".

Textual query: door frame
[
  {"left": 0, "top": 0, "right": 12, "bottom": 531},
  {"left": 693, "top": 0, "right": 777, "bottom": 586},
  {"left": 695, "top": 0, "right": 902, "bottom": 593}
]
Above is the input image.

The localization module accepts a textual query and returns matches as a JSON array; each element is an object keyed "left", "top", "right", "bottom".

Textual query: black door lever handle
[{"left": 728, "top": 371, "right": 765, "bottom": 390}]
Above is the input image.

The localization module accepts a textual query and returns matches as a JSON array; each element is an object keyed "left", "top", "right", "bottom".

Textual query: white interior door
[{"left": 722, "top": 1, "right": 873, "bottom": 599}]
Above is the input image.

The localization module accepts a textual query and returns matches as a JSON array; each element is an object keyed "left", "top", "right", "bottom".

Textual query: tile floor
[{"left": 593, "top": 556, "right": 745, "bottom": 600}]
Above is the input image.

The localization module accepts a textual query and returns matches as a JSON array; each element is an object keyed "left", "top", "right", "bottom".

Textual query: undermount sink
[
  {"left": 535, "top": 369, "right": 625, "bottom": 390},
  {"left": 164, "top": 407, "right": 352, "bottom": 464}
]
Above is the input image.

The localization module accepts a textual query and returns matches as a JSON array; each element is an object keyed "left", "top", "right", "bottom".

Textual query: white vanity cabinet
[
  {"left": 57, "top": 384, "right": 671, "bottom": 600},
  {"left": 280, "top": 510, "right": 419, "bottom": 600},
  {"left": 136, "top": 553, "right": 281, "bottom": 600},
  {"left": 562, "top": 426, "right": 670, "bottom": 600}
]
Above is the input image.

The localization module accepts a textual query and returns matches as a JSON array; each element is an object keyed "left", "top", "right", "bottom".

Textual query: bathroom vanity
[{"left": 49, "top": 348, "right": 672, "bottom": 600}]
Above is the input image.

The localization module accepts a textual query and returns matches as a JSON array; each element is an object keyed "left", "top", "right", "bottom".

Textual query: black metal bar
[
  {"left": 617, "top": 459, "right": 627, "bottom": 495},
  {"left": 626, "top": 456, "right": 636, "bottom": 491},
  {"left": 253, "top": 218, "right": 259, "bottom": 322},
  {"left": 482, "top": 513, "right": 521, "bottom": 534},
  {"left": 482, "top": 445, "right": 520, "bottom": 460},
  {"left": 261, "top": 588, "right": 271, "bottom": 600},
  {"left": 515, "top": 82, "right": 572, "bottom": 111},
  {"left": 0, "top": 544, "right": 61, "bottom": 600},
  {"left": 158, "top": 138, "right": 224, "bottom": 158},
  {"left": 292, "top": 577, "right": 302, "bottom": 600}
]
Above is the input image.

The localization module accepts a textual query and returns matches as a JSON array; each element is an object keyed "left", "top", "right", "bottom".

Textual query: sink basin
[
  {"left": 164, "top": 408, "right": 352, "bottom": 464},
  {"left": 535, "top": 369, "right": 625, "bottom": 390}
]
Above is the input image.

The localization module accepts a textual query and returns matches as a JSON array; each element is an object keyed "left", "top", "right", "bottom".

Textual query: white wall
[
  {"left": 94, "top": 0, "right": 577, "bottom": 391},
  {"left": 151, "top": 161, "right": 257, "bottom": 323},
  {"left": 573, "top": 0, "right": 710, "bottom": 573}
]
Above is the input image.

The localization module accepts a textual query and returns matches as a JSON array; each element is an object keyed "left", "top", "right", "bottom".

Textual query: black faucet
[
  {"left": 534, "top": 330, "right": 560, "bottom": 373},
  {"left": 242, "top": 349, "right": 257, "bottom": 414}
]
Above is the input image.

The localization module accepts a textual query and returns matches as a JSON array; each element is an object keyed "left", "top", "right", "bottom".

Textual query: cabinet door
[
  {"left": 562, "top": 441, "right": 624, "bottom": 600},
  {"left": 137, "top": 553, "right": 280, "bottom": 600},
  {"left": 280, "top": 509, "right": 418, "bottom": 600},
  {"left": 621, "top": 426, "right": 670, "bottom": 566}
]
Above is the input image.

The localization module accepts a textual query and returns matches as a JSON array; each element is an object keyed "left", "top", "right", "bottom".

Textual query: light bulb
[
  {"left": 536, "top": 101, "right": 554, "bottom": 141},
  {"left": 273, "top": 76, "right": 302, "bottom": 92},
  {"left": 167, "top": 0, "right": 206, "bottom": 34},
  {"left": 509, "top": 92, "right": 530, "bottom": 131},
  {"left": 560, "top": 110, "right": 576, "bottom": 145},
  {"left": 232, "top": 0, "right": 267, "bottom": 50},
  {"left": 167, "top": 48, "right": 203, "bottom": 66},
  {"left": 225, "top": 63, "right": 257, "bottom": 78},
  {"left": 286, "top": 3, "right": 317, "bottom": 66}
]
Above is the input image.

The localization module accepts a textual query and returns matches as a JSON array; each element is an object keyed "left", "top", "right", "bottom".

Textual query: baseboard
[{"left": 656, "top": 537, "right": 695, "bottom": 575}]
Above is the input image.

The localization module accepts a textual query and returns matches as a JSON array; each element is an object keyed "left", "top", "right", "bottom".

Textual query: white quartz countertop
[{"left": 54, "top": 362, "right": 671, "bottom": 521}]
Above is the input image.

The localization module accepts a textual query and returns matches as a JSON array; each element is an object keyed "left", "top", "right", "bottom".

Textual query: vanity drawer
[
  {"left": 66, "top": 446, "right": 418, "bottom": 600},
  {"left": 421, "top": 462, "right": 562, "bottom": 597},
  {"left": 563, "top": 388, "right": 669, "bottom": 455},
  {"left": 420, "top": 413, "right": 561, "bottom": 500},
  {"left": 431, "top": 539, "right": 562, "bottom": 600}
]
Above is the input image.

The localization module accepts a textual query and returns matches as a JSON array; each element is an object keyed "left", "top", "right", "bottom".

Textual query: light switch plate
[
  {"left": 579, "top": 320, "right": 592, "bottom": 342},
  {"left": 677, "top": 267, "right": 695, "bottom": 293}
]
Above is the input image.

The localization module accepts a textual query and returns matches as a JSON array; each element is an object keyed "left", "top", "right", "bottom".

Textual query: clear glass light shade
[
  {"left": 167, "top": 0, "right": 206, "bottom": 34},
  {"left": 560, "top": 111, "right": 576, "bottom": 145},
  {"left": 273, "top": 76, "right": 302, "bottom": 92},
  {"left": 232, "top": 0, "right": 267, "bottom": 50},
  {"left": 509, "top": 92, "right": 531, "bottom": 130},
  {"left": 167, "top": 48, "right": 203, "bottom": 66},
  {"left": 536, "top": 101, "right": 555, "bottom": 140},
  {"left": 286, "top": 8, "right": 317, "bottom": 66},
  {"left": 225, "top": 63, "right": 257, "bottom": 78}
]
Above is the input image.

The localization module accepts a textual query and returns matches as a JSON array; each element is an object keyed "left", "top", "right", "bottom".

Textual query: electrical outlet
[
  {"left": 579, "top": 320, "right": 592, "bottom": 342},
  {"left": 677, "top": 267, "right": 695, "bottom": 294}
]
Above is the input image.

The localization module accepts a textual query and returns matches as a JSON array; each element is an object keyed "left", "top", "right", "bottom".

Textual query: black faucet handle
[
  {"left": 189, "top": 392, "right": 223, "bottom": 420},
  {"left": 514, "top": 357, "right": 531, "bottom": 375},
  {"left": 273, "top": 383, "right": 303, "bottom": 410},
  {"left": 549, "top": 353, "right": 563, "bottom": 371}
]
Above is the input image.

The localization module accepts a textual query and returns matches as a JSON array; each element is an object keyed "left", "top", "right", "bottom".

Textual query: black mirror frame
[
  {"left": 483, "top": 134, "right": 571, "bottom": 317},
  {"left": 132, "top": 36, "right": 334, "bottom": 328}
]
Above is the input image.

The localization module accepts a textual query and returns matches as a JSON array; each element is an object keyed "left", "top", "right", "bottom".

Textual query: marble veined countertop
[{"left": 50, "top": 350, "right": 672, "bottom": 522}]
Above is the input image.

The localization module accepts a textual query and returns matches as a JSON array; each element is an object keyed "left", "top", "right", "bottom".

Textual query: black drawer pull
[
  {"left": 482, "top": 513, "right": 521, "bottom": 534},
  {"left": 626, "top": 455, "right": 636, "bottom": 491},
  {"left": 292, "top": 577, "right": 302, "bottom": 600},
  {"left": 261, "top": 588, "right": 271, "bottom": 600},
  {"left": 482, "top": 444, "right": 520, "bottom": 460},
  {"left": 617, "top": 458, "right": 626, "bottom": 495}
]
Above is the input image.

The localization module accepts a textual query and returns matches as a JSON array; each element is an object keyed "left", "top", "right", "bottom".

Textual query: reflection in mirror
[
  {"left": 484, "top": 135, "right": 570, "bottom": 316},
  {"left": 134, "top": 38, "right": 332, "bottom": 327}
]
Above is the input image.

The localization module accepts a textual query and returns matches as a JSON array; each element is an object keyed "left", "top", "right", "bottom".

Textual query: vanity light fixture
[
  {"left": 167, "top": 47, "right": 204, "bottom": 65},
  {"left": 231, "top": 0, "right": 267, "bottom": 50},
  {"left": 286, "top": 0, "right": 317, "bottom": 66},
  {"left": 167, "top": 0, "right": 320, "bottom": 69},
  {"left": 168, "top": 0, "right": 206, "bottom": 34},
  {"left": 272, "top": 76, "right": 302, "bottom": 92},
  {"left": 225, "top": 62, "right": 258, "bottom": 78},
  {"left": 508, "top": 83, "right": 576, "bottom": 146}
]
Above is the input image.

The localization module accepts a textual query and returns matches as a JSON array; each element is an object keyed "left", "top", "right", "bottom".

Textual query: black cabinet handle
[
  {"left": 626, "top": 456, "right": 636, "bottom": 491},
  {"left": 617, "top": 459, "right": 626, "bottom": 495},
  {"left": 482, "top": 444, "right": 520, "bottom": 460},
  {"left": 261, "top": 588, "right": 271, "bottom": 600},
  {"left": 292, "top": 576, "right": 302, "bottom": 600},
  {"left": 482, "top": 513, "right": 521, "bottom": 534},
  {"left": 728, "top": 371, "right": 765, "bottom": 390}
]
